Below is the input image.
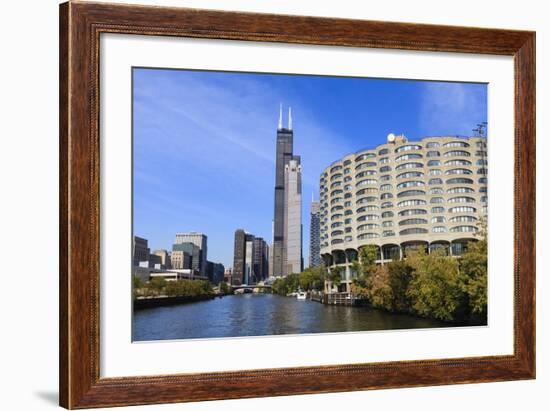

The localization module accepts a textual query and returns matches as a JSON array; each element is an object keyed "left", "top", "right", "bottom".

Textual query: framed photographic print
[{"left": 59, "top": 1, "right": 536, "bottom": 408}]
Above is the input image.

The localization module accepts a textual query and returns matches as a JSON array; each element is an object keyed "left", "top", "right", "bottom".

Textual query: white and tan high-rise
[{"left": 319, "top": 134, "right": 488, "bottom": 292}]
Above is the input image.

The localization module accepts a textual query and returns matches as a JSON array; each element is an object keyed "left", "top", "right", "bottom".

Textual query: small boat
[{"left": 296, "top": 291, "right": 307, "bottom": 300}]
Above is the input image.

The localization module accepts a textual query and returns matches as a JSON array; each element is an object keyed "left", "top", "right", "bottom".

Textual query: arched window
[
  {"left": 430, "top": 197, "right": 444, "bottom": 203},
  {"left": 397, "top": 189, "right": 426, "bottom": 198},
  {"left": 427, "top": 160, "right": 441, "bottom": 167},
  {"left": 380, "top": 165, "right": 392, "bottom": 173},
  {"left": 432, "top": 226, "right": 447, "bottom": 233},
  {"left": 426, "top": 151, "right": 440, "bottom": 157},
  {"left": 450, "top": 225, "right": 478, "bottom": 233},
  {"left": 396, "top": 171, "right": 424, "bottom": 179},
  {"left": 381, "top": 211, "right": 394, "bottom": 218},
  {"left": 445, "top": 159, "right": 472, "bottom": 166},
  {"left": 428, "top": 178, "right": 443, "bottom": 185},
  {"left": 398, "top": 209, "right": 427, "bottom": 217},
  {"left": 447, "top": 187, "right": 474, "bottom": 194},
  {"left": 398, "top": 199, "right": 427, "bottom": 207},
  {"left": 449, "top": 206, "right": 476, "bottom": 213},
  {"left": 397, "top": 180, "right": 425, "bottom": 189},
  {"left": 445, "top": 168, "right": 473, "bottom": 175},
  {"left": 399, "top": 218, "right": 428, "bottom": 226},
  {"left": 396, "top": 162, "right": 423, "bottom": 170},
  {"left": 443, "top": 141, "right": 470, "bottom": 148},
  {"left": 399, "top": 228, "right": 429, "bottom": 235},
  {"left": 448, "top": 196, "right": 475, "bottom": 203},
  {"left": 446, "top": 177, "right": 474, "bottom": 184},
  {"left": 431, "top": 206, "right": 445, "bottom": 213},
  {"left": 395, "top": 144, "right": 422, "bottom": 153},
  {"left": 396, "top": 153, "right": 423, "bottom": 162},
  {"left": 444, "top": 150, "right": 471, "bottom": 157}
]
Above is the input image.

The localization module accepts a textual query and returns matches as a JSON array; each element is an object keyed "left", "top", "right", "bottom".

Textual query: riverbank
[{"left": 134, "top": 294, "right": 215, "bottom": 310}]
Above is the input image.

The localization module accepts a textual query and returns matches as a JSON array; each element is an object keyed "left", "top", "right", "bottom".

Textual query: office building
[
  {"left": 232, "top": 229, "right": 269, "bottom": 285},
  {"left": 133, "top": 236, "right": 149, "bottom": 267},
  {"left": 283, "top": 158, "right": 303, "bottom": 274},
  {"left": 309, "top": 200, "right": 322, "bottom": 268},
  {"left": 174, "top": 232, "right": 207, "bottom": 276}
]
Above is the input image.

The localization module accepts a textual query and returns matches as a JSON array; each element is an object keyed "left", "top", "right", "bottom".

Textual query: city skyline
[{"left": 133, "top": 67, "right": 487, "bottom": 268}]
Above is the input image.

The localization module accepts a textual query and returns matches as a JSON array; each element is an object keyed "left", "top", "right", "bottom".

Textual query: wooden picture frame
[{"left": 59, "top": 1, "right": 535, "bottom": 408}]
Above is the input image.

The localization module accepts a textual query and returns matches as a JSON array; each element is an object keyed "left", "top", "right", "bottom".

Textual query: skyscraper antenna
[
  {"left": 278, "top": 103, "right": 283, "bottom": 130},
  {"left": 288, "top": 106, "right": 292, "bottom": 130}
]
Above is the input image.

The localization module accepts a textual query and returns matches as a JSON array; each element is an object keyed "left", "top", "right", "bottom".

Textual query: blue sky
[{"left": 133, "top": 68, "right": 487, "bottom": 269}]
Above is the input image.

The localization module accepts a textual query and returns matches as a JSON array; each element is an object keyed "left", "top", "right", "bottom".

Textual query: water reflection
[{"left": 133, "top": 293, "right": 452, "bottom": 342}]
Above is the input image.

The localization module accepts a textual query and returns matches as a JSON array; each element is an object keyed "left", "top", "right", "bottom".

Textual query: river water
[{"left": 133, "top": 293, "right": 455, "bottom": 341}]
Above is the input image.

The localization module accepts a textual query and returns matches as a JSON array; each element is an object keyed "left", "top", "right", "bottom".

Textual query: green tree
[
  {"left": 407, "top": 248, "right": 468, "bottom": 322},
  {"left": 460, "top": 218, "right": 488, "bottom": 317},
  {"left": 387, "top": 259, "right": 414, "bottom": 312}
]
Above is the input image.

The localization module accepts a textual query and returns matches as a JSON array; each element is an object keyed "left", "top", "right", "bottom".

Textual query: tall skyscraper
[
  {"left": 273, "top": 105, "right": 302, "bottom": 277},
  {"left": 309, "top": 200, "right": 322, "bottom": 268},
  {"left": 284, "top": 158, "right": 303, "bottom": 274}
]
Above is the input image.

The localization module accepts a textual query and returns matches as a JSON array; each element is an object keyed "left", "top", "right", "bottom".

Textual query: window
[
  {"left": 426, "top": 151, "right": 440, "bottom": 157},
  {"left": 330, "top": 205, "right": 343, "bottom": 212},
  {"left": 378, "top": 148, "right": 389, "bottom": 155},
  {"left": 445, "top": 159, "right": 472, "bottom": 166},
  {"left": 330, "top": 189, "right": 343, "bottom": 196},
  {"left": 344, "top": 201, "right": 352, "bottom": 207},
  {"left": 445, "top": 168, "right": 473, "bottom": 175},
  {"left": 380, "top": 165, "right": 392, "bottom": 173},
  {"left": 381, "top": 211, "right": 394, "bottom": 218},
  {"left": 397, "top": 180, "right": 425, "bottom": 189},
  {"left": 395, "top": 144, "right": 422, "bottom": 153},
  {"left": 344, "top": 184, "right": 352, "bottom": 191},
  {"left": 429, "top": 187, "right": 444, "bottom": 194},
  {"left": 357, "top": 214, "right": 379, "bottom": 221},
  {"left": 477, "top": 168, "right": 488, "bottom": 175},
  {"left": 481, "top": 196, "right": 488, "bottom": 203},
  {"left": 448, "top": 196, "right": 475, "bottom": 203},
  {"left": 446, "top": 177, "right": 474, "bottom": 184},
  {"left": 399, "top": 228, "right": 428, "bottom": 235},
  {"left": 397, "top": 171, "right": 424, "bottom": 179},
  {"left": 449, "top": 215, "right": 477, "bottom": 223},
  {"left": 427, "top": 159, "right": 441, "bottom": 167},
  {"left": 431, "top": 216, "right": 446, "bottom": 223},
  {"left": 476, "top": 150, "right": 488, "bottom": 156},
  {"left": 331, "top": 214, "right": 343, "bottom": 221},
  {"left": 430, "top": 197, "right": 444, "bottom": 203},
  {"left": 344, "top": 193, "right": 352, "bottom": 199},
  {"left": 398, "top": 199, "right": 427, "bottom": 207},
  {"left": 330, "top": 181, "right": 342, "bottom": 188},
  {"left": 478, "top": 177, "right": 488, "bottom": 184},
  {"left": 381, "top": 202, "right": 393, "bottom": 209},
  {"left": 380, "top": 175, "right": 392, "bottom": 182},
  {"left": 379, "top": 157, "right": 390, "bottom": 164},
  {"left": 330, "top": 197, "right": 343, "bottom": 204},
  {"left": 358, "top": 233, "right": 380, "bottom": 240},
  {"left": 444, "top": 150, "right": 471, "bottom": 157},
  {"left": 331, "top": 230, "right": 344, "bottom": 236},
  {"left": 345, "top": 227, "right": 352, "bottom": 233},
  {"left": 356, "top": 170, "right": 377, "bottom": 179},
  {"left": 356, "top": 179, "right": 377, "bottom": 187},
  {"left": 397, "top": 189, "right": 426, "bottom": 198},
  {"left": 357, "top": 223, "right": 379, "bottom": 231},
  {"left": 432, "top": 226, "right": 447, "bottom": 233},
  {"left": 344, "top": 176, "right": 352, "bottom": 182},
  {"left": 447, "top": 187, "right": 474, "bottom": 194},
  {"left": 477, "top": 159, "right": 488, "bottom": 166},
  {"left": 396, "top": 153, "right": 423, "bottom": 162},
  {"left": 449, "top": 206, "right": 476, "bottom": 213},
  {"left": 398, "top": 209, "right": 427, "bottom": 217},
  {"left": 382, "top": 221, "right": 393, "bottom": 227},
  {"left": 357, "top": 187, "right": 378, "bottom": 196},
  {"left": 356, "top": 196, "right": 377, "bottom": 204},
  {"left": 380, "top": 184, "right": 393, "bottom": 191},
  {"left": 355, "top": 162, "right": 377, "bottom": 171},
  {"left": 382, "top": 230, "right": 395, "bottom": 237},
  {"left": 428, "top": 178, "right": 443, "bottom": 185},
  {"left": 355, "top": 153, "right": 376, "bottom": 162},
  {"left": 344, "top": 210, "right": 353, "bottom": 216},
  {"left": 330, "top": 173, "right": 342, "bottom": 181},
  {"left": 396, "top": 162, "right": 423, "bottom": 170},
  {"left": 450, "top": 225, "right": 478, "bottom": 233},
  {"left": 331, "top": 222, "right": 343, "bottom": 228},
  {"left": 479, "top": 186, "right": 488, "bottom": 193},
  {"left": 331, "top": 239, "right": 344, "bottom": 245},
  {"left": 330, "top": 165, "right": 342, "bottom": 173},
  {"left": 343, "top": 168, "right": 351, "bottom": 175},
  {"left": 426, "top": 142, "right": 440, "bottom": 148},
  {"left": 359, "top": 205, "right": 378, "bottom": 212},
  {"left": 444, "top": 141, "right": 470, "bottom": 148},
  {"left": 380, "top": 192, "right": 393, "bottom": 200},
  {"left": 344, "top": 218, "right": 352, "bottom": 225},
  {"left": 429, "top": 169, "right": 442, "bottom": 176},
  {"left": 345, "top": 236, "right": 353, "bottom": 242},
  {"left": 431, "top": 206, "right": 445, "bottom": 213},
  {"left": 399, "top": 218, "right": 428, "bottom": 226},
  {"left": 476, "top": 141, "right": 487, "bottom": 148}
]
